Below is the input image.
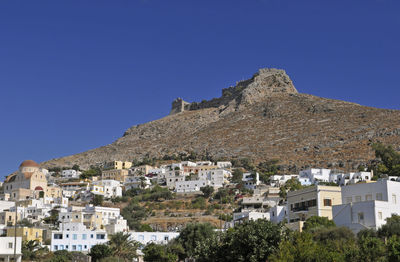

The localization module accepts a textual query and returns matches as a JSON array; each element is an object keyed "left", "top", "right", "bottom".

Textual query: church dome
[{"left": 19, "top": 160, "right": 39, "bottom": 168}]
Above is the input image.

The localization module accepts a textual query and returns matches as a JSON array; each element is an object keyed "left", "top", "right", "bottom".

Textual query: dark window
[{"left": 323, "top": 199, "right": 332, "bottom": 206}]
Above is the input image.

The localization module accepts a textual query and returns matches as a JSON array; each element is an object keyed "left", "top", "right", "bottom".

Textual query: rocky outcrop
[
  {"left": 42, "top": 68, "right": 400, "bottom": 172},
  {"left": 170, "top": 68, "right": 297, "bottom": 115}
]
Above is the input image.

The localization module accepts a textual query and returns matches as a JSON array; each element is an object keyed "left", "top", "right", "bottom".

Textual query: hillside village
[{"left": 1, "top": 144, "right": 400, "bottom": 261}]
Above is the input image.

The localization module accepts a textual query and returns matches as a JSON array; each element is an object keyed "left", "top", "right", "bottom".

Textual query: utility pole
[{"left": 14, "top": 199, "right": 18, "bottom": 262}]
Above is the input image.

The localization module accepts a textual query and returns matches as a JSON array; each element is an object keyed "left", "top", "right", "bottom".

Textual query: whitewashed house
[
  {"left": 198, "top": 169, "right": 231, "bottom": 188},
  {"left": 270, "top": 174, "right": 299, "bottom": 187},
  {"left": 0, "top": 237, "right": 22, "bottom": 262},
  {"left": 61, "top": 170, "right": 81, "bottom": 179},
  {"left": 51, "top": 223, "right": 107, "bottom": 253},
  {"left": 216, "top": 162, "right": 232, "bottom": 169},
  {"left": 124, "top": 176, "right": 151, "bottom": 190},
  {"left": 175, "top": 180, "right": 210, "bottom": 193},
  {"left": 333, "top": 179, "right": 400, "bottom": 233},
  {"left": 129, "top": 232, "right": 179, "bottom": 245},
  {"left": 242, "top": 172, "right": 260, "bottom": 190}
]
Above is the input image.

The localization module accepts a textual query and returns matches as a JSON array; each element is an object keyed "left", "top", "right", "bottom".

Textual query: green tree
[
  {"left": 231, "top": 168, "right": 243, "bottom": 183},
  {"left": 91, "top": 195, "right": 104, "bottom": 206},
  {"left": 108, "top": 232, "right": 139, "bottom": 261},
  {"left": 279, "top": 178, "right": 304, "bottom": 199},
  {"left": 378, "top": 214, "right": 400, "bottom": 238},
  {"left": 200, "top": 185, "right": 214, "bottom": 198},
  {"left": 222, "top": 219, "right": 285, "bottom": 262},
  {"left": 303, "top": 216, "right": 336, "bottom": 232},
  {"left": 387, "top": 235, "right": 400, "bottom": 262},
  {"left": 22, "top": 240, "right": 48, "bottom": 261},
  {"left": 72, "top": 164, "right": 80, "bottom": 171},
  {"left": 177, "top": 223, "right": 215, "bottom": 259},
  {"left": 358, "top": 230, "right": 386, "bottom": 262},
  {"left": 89, "top": 244, "right": 113, "bottom": 262},
  {"left": 143, "top": 243, "right": 177, "bottom": 262}
]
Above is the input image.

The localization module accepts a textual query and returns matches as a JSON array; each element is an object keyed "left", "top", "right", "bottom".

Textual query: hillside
[{"left": 42, "top": 68, "right": 400, "bottom": 171}]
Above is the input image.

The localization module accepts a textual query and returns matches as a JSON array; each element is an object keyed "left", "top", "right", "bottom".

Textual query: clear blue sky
[{"left": 0, "top": 0, "right": 399, "bottom": 177}]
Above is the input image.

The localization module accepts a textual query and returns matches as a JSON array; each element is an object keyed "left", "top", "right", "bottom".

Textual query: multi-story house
[
  {"left": 198, "top": 169, "right": 231, "bottom": 188},
  {"left": 0, "top": 237, "right": 22, "bottom": 262},
  {"left": 333, "top": 179, "right": 400, "bottom": 233},
  {"left": 61, "top": 170, "right": 81, "bottom": 179},
  {"left": 287, "top": 185, "right": 342, "bottom": 223},
  {"left": 51, "top": 223, "right": 107, "bottom": 253},
  {"left": 7, "top": 227, "right": 44, "bottom": 243},
  {"left": 104, "top": 161, "right": 132, "bottom": 170},
  {"left": 101, "top": 169, "right": 129, "bottom": 182},
  {"left": 242, "top": 172, "right": 260, "bottom": 190}
]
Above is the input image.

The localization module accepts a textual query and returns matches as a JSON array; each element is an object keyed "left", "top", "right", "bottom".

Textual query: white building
[
  {"left": 175, "top": 180, "right": 210, "bottom": 193},
  {"left": 233, "top": 211, "right": 270, "bottom": 225},
  {"left": 61, "top": 170, "right": 81, "bottom": 179},
  {"left": 332, "top": 171, "right": 373, "bottom": 186},
  {"left": 0, "top": 237, "right": 22, "bottom": 262},
  {"left": 269, "top": 205, "right": 287, "bottom": 223},
  {"left": 165, "top": 170, "right": 188, "bottom": 189},
  {"left": 104, "top": 217, "right": 129, "bottom": 235},
  {"left": 298, "top": 168, "right": 331, "bottom": 185},
  {"left": 333, "top": 179, "right": 400, "bottom": 233},
  {"left": 270, "top": 174, "right": 299, "bottom": 187},
  {"left": 91, "top": 180, "right": 122, "bottom": 198},
  {"left": 216, "top": 162, "right": 232, "bottom": 169},
  {"left": 242, "top": 173, "right": 260, "bottom": 190},
  {"left": 51, "top": 223, "right": 107, "bottom": 253},
  {"left": 129, "top": 232, "right": 179, "bottom": 245},
  {"left": 198, "top": 169, "right": 231, "bottom": 188},
  {"left": 124, "top": 176, "right": 151, "bottom": 190}
]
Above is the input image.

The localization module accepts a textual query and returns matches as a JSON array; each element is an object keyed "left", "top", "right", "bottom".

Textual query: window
[
  {"left": 358, "top": 212, "right": 364, "bottom": 223},
  {"left": 8, "top": 243, "right": 13, "bottom": 249},
  {"left": 82, "top": 234, "right": 87, "bottom": 240},
  {"left": 90, "top": 234, "right": 94, "bottom": 239},
  {"left": 346, "top": 197, "right": 352, "bottom": 204},
  {"left": 53, "top": 245, "right": 58, "bottom": 251},
  {"left": 84, "top": 245, "right": 87, "bottom": 249},
  {"left": 355, "top": 196, "right": 361, "bottom": 202},
  {"left": 323, "top": 199, "right": 332, "bottom": 206},
  {"left": 393, "top": 194, "right": 397, "bottom": 204},
  {"left": 366, "top": 194, "right": 372, "bottom": 201},
  {"left": 72, "top": 245, "right": 77, "bottom": 251},
  {"left": 164, "top": 236, "right": 169, "bottom": 241},
  {"left": 378, "top": 212, "right": 383, "bottom": 220},
  {"left": 66, "top": 234, "right": 69, "bottom": 238},
  {"left": 151, "top": 235, "right": 157, "bottom": 241},
  {"left": 96, "top": 234, "right": 105, "bottom": 240},
  {"left": 59, "top": 245, "right": 64, "bottom": 250},
  {"left": 138, "top": 235, "right": 144, "bottom": 241},
  {"left": 73, "top": 234, "right": 77, "bottom": 240},
  {"left": 376, "top": 193, "right": 383, "bottom": 201}
]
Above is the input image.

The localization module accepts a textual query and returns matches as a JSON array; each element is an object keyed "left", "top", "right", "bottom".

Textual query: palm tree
[
  {"left": 108, "top": 232, "right": 140, "bottom": 261},
  {"left": 22, "top": 240, "right": 49, "bottom": 261}
]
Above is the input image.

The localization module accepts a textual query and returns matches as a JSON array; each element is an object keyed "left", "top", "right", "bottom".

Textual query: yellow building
[
  {"left": 102, "top": 169, "right": 129, "bottom": 182},
  {"left": 104, "top": 161, "right": 132, "bottom": 170},
  {"left": 45, "top": 185, "right": 62, "bottom": 198},
  {"left": 0, "top": 211, "right": 22, "bottom": 226},
  {"left": 287, "top": 185, "right": 342, "bottom": 223},
  {"left": 7, "top": 227, "right": 44, "bottom": 243},
  {"left": 183, "top": 165, "right": 219, "bottom": 174},
  {"left": 59, "top": 211, "right": 103, "bottom": 230}
]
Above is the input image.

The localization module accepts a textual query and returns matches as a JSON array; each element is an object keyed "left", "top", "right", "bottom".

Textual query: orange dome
[{"left": 19, "top": 160, "right": 39, "bottom": 168}]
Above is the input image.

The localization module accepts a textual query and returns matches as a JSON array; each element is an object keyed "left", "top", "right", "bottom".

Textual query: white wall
[{"left": 129, "top": 232, "right": 179, "bottom": 245}]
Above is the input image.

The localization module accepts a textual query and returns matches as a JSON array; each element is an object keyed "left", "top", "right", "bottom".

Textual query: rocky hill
[{"left": 42, "top": 68, "right": 400, "bottom": 171}]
